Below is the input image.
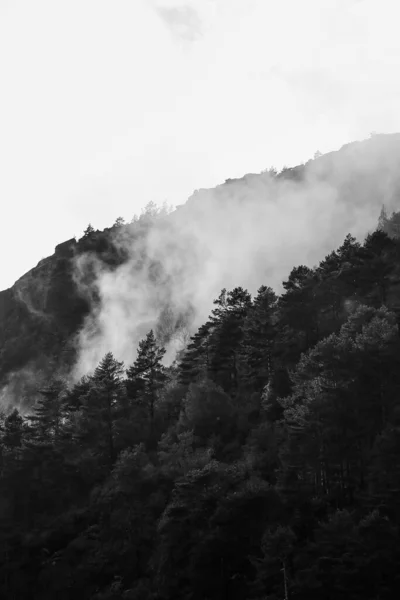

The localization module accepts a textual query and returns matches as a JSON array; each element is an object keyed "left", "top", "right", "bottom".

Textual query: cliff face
[
  {"left": 14, "top": 240, "right": 76, "bottom": 317},
  {"left": 1, "top": 222, "right": 138, "bottom": 384},
  {"left": 0, "top": 238, "right": 91, "bottom": 383}
]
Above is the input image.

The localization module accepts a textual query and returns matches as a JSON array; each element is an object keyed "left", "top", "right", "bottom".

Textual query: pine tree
[
  {"left": 83, "top": 223, "right": 95, "bottom": 237},
  {"left": 64, "top": 375, "right": 93, "bottom": 412},
  {"left": 178, "top": 322, "right": 212, "bottom": 386},
  {"left": 113, "top": 216, "right": 125, "bottom": 227},
  {"left": 208, "top": 287, "right": 252, "bottom": 393},
  {"left": 316, "top": 250, "right": 349, "bottom": 331},
  {"left": 27, "top": 379, "right": 66, "bottom": 443},
  {"left": 241, "top": 285, "right": 278, "bottom": 394},
  {"left": 278, "top": 265, "right": 319, "bottom": 364},
  {"left": 357, "top": 230, "right": 395, "bottom": 306},
  {"left": 90, "top": 352, "right": 126, "bottom": 465},
  {"left": 75, "top": 353, "right": 126, "bottom": 469},
  {"left": 94, "top": 351, "right": 125, "bottom": 390},
  {"left": 378, "top": 205, "right": 389, "bottom": 232},
  {"left": 126, "top": 331, "right": 166, "bottom": 436},
  {"left": 1, "top": 409, "right": 26, "bottom": 449}
]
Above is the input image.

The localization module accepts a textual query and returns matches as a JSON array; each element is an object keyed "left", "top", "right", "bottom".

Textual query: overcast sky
[{"left": 0, "top": 0, "right": 399, "bottom": 289}]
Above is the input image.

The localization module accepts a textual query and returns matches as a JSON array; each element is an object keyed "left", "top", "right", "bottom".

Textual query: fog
[{"left": 72, "top": 135, "right": 400, "bottom": 378}]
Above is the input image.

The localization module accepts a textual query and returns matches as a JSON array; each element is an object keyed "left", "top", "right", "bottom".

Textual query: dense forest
[{"left": 1, "top": 206, "right": 400, "bottom": 599}]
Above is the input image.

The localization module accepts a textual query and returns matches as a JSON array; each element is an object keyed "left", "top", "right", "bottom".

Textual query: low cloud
[
  {"left": 155, "top": 4, "right": 203, "bottom": 41},
  {"left": 71, "top": 135, "right": 400, "bottom": 380}
]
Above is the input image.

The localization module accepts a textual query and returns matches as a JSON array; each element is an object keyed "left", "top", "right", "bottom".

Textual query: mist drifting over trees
[{"left": 2, "top": 135, "right": 400, "bottom": 598}]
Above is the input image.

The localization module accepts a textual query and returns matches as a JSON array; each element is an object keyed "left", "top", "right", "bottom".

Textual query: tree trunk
[{"left": 282, "top": 560, "right": 289, "bottom": 600}]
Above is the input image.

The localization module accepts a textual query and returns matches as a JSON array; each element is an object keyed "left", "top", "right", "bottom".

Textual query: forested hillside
[
  {"left": 3, "top": 133, "right": 400, "bottom": 403},
  {"left": 0, "top": 215, "right": 160, "bottom": 405},
  {"left": 2, "top": 219, "right": 400, "bottom": 598}
]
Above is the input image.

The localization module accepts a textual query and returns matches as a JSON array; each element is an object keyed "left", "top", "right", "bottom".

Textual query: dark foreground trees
[{"left": 2, "top": 228, "right": 400, "bottom": 598}]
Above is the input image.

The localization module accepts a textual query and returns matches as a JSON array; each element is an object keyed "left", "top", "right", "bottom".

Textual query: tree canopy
[{"left": 2, "top": 220, "right": 400, "bottom": 599}]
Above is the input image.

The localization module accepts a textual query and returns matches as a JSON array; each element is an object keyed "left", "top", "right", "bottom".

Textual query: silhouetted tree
[{"left": 126, "top": 330, "right": 166, "bottom": 438}]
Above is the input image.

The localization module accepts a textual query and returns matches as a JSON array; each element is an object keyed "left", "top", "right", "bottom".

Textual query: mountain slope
[
  {"left": 0, "top": 232, "right": 128, "bottom": 402},
  {"left": 2, "top": 133, "right": 400, "bottom": 404}
]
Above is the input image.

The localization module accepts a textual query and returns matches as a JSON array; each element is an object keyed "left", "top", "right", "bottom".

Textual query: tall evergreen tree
[
  {"left": 178, "top": 322, "right": 213, "bottom": 386},
  {"left": 241, "top": 285, "right": 278, "bottom": 394},
  {"left": 357, "top": 230, "right": 396, "bottom": 306},
  {"left": 78, "top": 352, "right": 126, "bottom": 467},
  {"left": 378, "top": 204, "right": 389, "bottom": 232},
  {"left": 278, "top": 265, "right": 319, "bottom": 367},
  {"left": 27, "top": 379, "right": 67, "bottom": 443},
  {"left": 0, "top": 408, "right": 26, "bottom": 449},
  {"left": 126, "top": 330, "right": 166, "bottom": 436},
  {"left": 208, "top": 287, "right": 252, "bottom": 393}
]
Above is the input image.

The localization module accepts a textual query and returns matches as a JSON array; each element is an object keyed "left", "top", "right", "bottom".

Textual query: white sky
[{"left": 0, "top": 0, "right": 399, "bottom": 289}]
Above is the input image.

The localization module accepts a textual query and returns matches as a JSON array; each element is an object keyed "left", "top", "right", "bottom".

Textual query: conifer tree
[
  {"left": 378, "top": 204, "right": 389, "bottom": 232},
  {"left": 357, "top": 230, "right": 395, "bottom": 306},
  {"left": 75, "top": 353, "right": 126, "bottom": 468},
  {"left": 178, "top": 322, "right": 212, "bottom": 386},
  {"left": 278, "top": 265, "right": 319, "bottom": 364},
  {"left": 126, "top": 330, "right": 166, "bottom": 435},
  {"left": 1, "top": 408, "right": 26, "bottom": 449},
  {"left": 90, "top": 351, "right": 126, "bottom": 464},
  {"left": 83, "top": 223, "right": 95, "bottom": 236},
  {"left": 208, "top": 287, "right": 252, "bottom": 393},
  {"left": 241, "top": 285, "right": 278, "bottom": 393},
  {"left": 113, "top": 216, "right": 125, "bottom": 227},
  {"left": 28, "top": 379, "right": 66, "bottom": 443}
]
